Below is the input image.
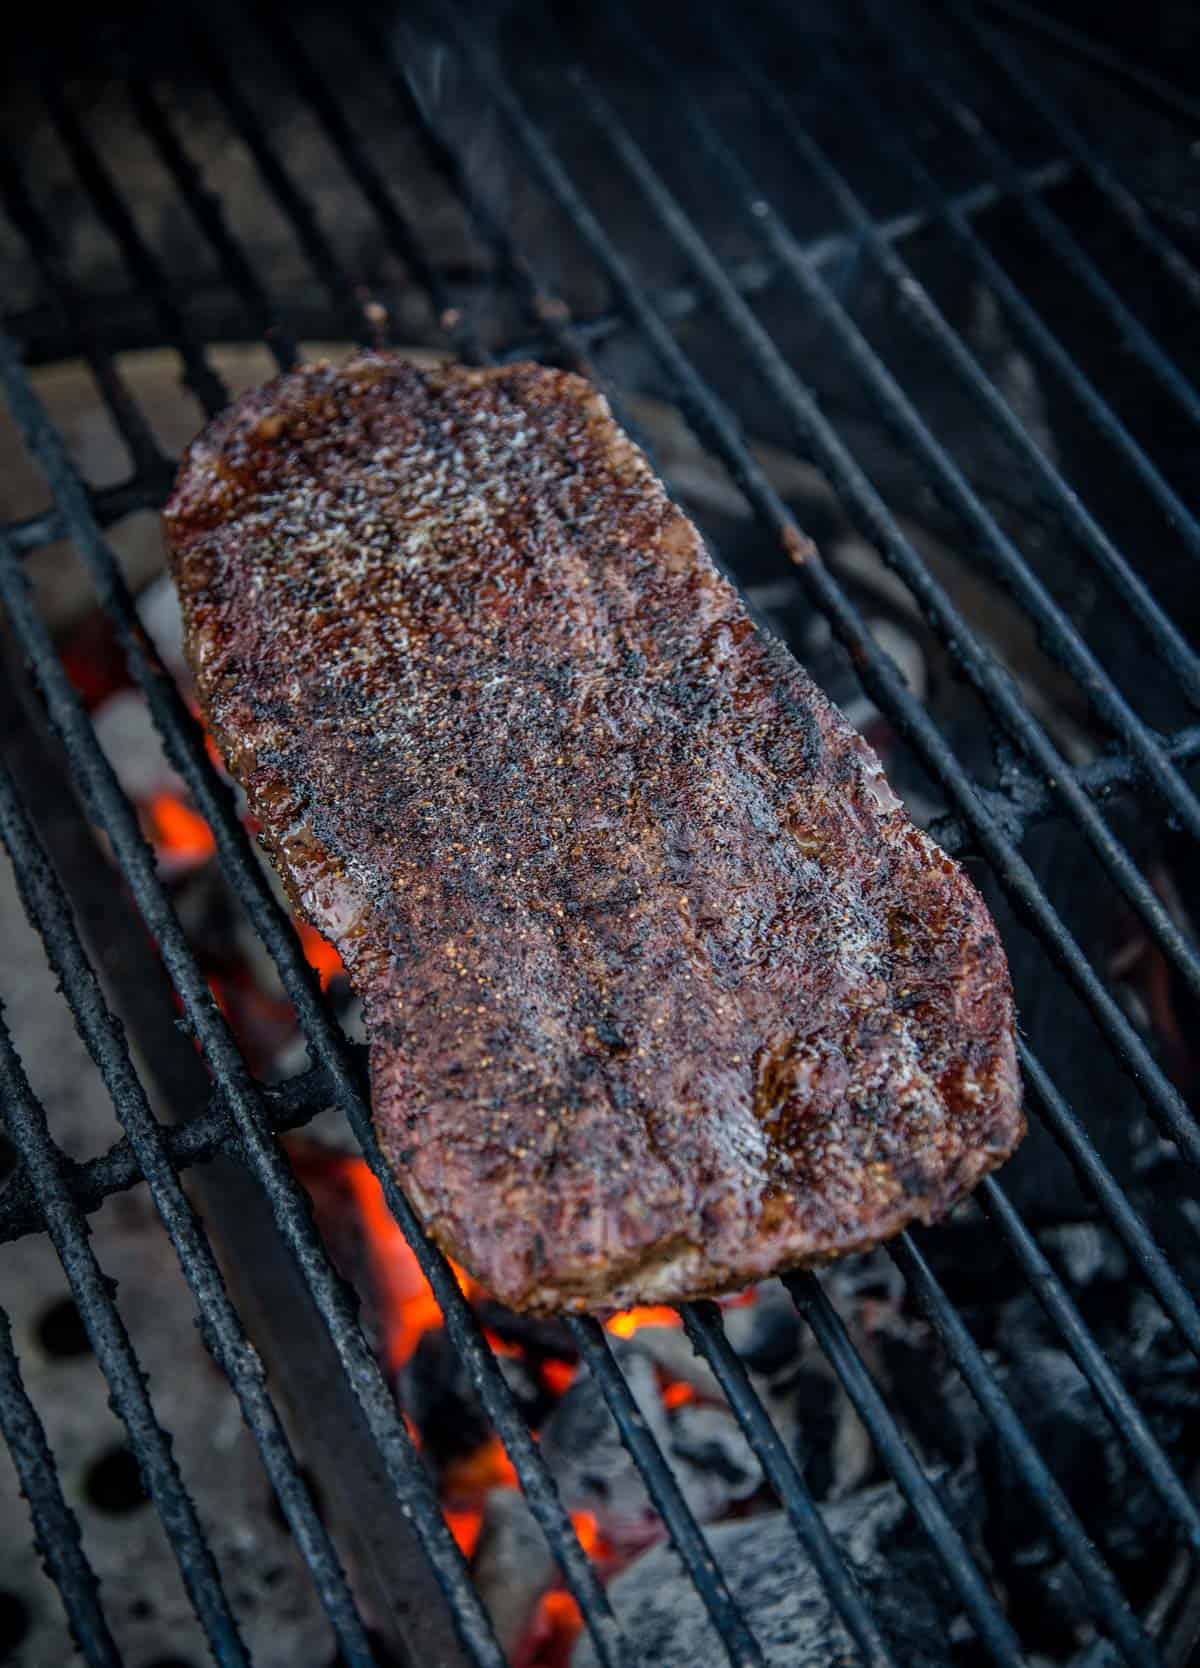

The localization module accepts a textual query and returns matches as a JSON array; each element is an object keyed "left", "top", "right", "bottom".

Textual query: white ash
[
  {"left": 471, "top": 1487, "right": 557, "bottom": 1656},
  {"left": 540, "top": 1347, "right": 760, "bottom": 1553},
  {"left": 93, "top": 688, "right": 186, "bottom": 806},
  {"left": 571, "top": 1482, "right": 955, "bottom": 1668}
]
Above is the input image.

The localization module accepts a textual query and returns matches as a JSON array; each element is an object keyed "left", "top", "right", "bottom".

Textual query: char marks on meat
[{"left": 164, "top": 354, "right": 1023, "bottom": 1311}]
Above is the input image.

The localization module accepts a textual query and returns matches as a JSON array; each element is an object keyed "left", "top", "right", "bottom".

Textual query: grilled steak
[{"left": 164, "top": 354, "right": 1022, "bottom": 1312}]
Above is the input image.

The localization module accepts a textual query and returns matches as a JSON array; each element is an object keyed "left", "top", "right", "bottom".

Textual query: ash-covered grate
[{"left": 1, "top": 2, "right": 1200, "bottom": 1666}]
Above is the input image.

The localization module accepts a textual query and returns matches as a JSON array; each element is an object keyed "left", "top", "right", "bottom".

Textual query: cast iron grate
[{"left": 1, "top": 1, "right": 1199, "bottom": 1665}]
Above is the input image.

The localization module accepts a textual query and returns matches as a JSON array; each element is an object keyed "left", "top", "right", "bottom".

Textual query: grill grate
[{"left": 1, "top": 2, "right": 1199, "bottom": 1665}]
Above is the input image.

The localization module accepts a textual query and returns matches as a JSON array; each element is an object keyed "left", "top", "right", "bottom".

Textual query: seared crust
[{"left": 164, "top": 354, "right": 1023, "bottom": 1312}]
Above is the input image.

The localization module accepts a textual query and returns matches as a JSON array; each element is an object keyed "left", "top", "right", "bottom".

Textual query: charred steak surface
[{"left": 164, "top": 355, "right": 1022, "bottom": 1311}]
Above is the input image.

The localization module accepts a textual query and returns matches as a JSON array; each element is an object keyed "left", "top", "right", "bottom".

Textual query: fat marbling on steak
[{"left": 164, "top": 354, "right": 1022, "bottom": 1312}]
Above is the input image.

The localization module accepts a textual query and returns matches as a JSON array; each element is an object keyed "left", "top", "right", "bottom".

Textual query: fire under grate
[{"left": 2, "top": 2, "right": 1200, "bottom": 1665}]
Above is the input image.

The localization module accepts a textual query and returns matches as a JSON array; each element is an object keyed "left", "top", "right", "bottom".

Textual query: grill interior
[{"left": 2, "top": 2, "right": 1200, "bottom": 1665}]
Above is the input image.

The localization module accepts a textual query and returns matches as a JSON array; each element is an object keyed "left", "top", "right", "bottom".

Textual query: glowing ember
[
  {"left": 528, "top": 1588, "right": 584, "bottom": 1668},
  {"left": 147, "top": 793, "right": 215, "bottom": 867},
  {"left": 335, "top": 1158, "right": 448, "bottom": 1373},
  {"left": 540, "top": 1359, "right": 577, "bottom": 1396},
  {"left": 301, "top": 1151, "right": 758, "bottom": 1668},
  {"left": 605, "top": 1305, "right": 681, "bottom": 1338},
  {"left": 483, "top": 1328, "right": 522, "bottom": 1358},
  {"left": 445, "top": 1509, "right": 483, "bottom": 1559},
  {"left": 661, "top": 1380, "right": 696, "bottom": 1410},
  {"left": 295, "top": 919, "right": 346, "bottom": 989},
  {"left": 570, "top": 1510, "right": 602, "bottom": 1557},
  {"left": 443, "top": 1436, "right": 519, "bottom": 1498}
]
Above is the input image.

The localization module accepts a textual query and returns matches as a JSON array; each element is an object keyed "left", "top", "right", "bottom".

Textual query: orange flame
[
  {"left": 335, "top": 1158, "right": 446, "bottom": 1373},
  {"left": 445, "top": 1509, "right": 483, "bottom": 1559},
  {"left": 296, "top": 920, "right": 346, "bottom": 989},
  {"left": 662, "top": 1380, "right": 696, "bottom": 1410},
  {"left": 570, "top": 1509, "right": 601, "bottom": 1556},
  {"left": 541, "top": 1359, "right": 577, "bottom": 1396},
  {"left": 605, "top": 1306, "right": 681, "bottom": 1338},
  {"left": 531, "top": 1588, "right": 584, "bottom": 1666},
  {"left": 443, "top": 1436, "right": 519, "bottom": 1498},
  {"left": 148, "top": 793, "right": 215, "bottom": 865}
]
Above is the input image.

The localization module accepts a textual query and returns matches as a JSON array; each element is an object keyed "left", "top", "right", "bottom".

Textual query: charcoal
[
  {"left": 540, "top": 1350, "right": 668, "bottom": 1549},
  {"left": 93, "top": 687, "right": 182, "bottom": 804},
  {"left": 401, "top": 1328, "right": 539, "bottom": 1473},
  {"left": 768, "top": 1368, "right": 841, "bottom": 1500},
  {"left": 472, "top": 1487, "right": 557, "bottom": 1656},
  {"left": 571, "top": 1483, "right": 955, "bottom": 1668},
  {"left": 666, "top": 1404, "right": 762, "bottom": 1518},
  {"left": 541, "top": 1349, "right": 761, "bottom": 1550},
  {"left": 978, "top": 1348, "right": 1193, "bottom": 1646},
  {"left": 619, "top": 1322, "right": 722, "bottom": 1402},
  {"left": 1040, "top": 1223, "right": 1128, "bottom": 1289},
  {"left": 878, "top": 1337, "right": 980, "bottom": 1474},
  {"left": 721, "top": 1280, "right": 803, "bottom": 1376}
]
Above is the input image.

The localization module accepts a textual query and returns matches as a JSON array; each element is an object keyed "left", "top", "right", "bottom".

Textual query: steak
[{"left": 163, "top": 354, "right": 1022, "bottom": 1312}]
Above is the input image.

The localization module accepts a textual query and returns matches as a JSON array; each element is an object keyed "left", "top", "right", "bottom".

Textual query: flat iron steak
[{"left": 164, "top": 354, "right": 1022, "bottom": 1312}]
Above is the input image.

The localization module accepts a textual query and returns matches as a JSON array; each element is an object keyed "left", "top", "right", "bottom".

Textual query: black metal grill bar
[
  {"left": 932, "top": 720, "right": 1200, "bottom": 855},
  {"left": 3, "top": 476, "right": 171, "bottom": 553},
  {"left": 0, "top": 149, "right": 167, "bottom": 480},
  {"left": 0, "top": 759, "right": 377, "bottom": 1666},
  {"left": 867, "top": 8, "right": 1200, "bottom": 427},
  {"left": 125, "top": 75, "right": 299, "bottom": 373},
  {"left": 567, "top": 1315, "right": 766, "bottom": 1668},
  {"left": 950, "top": 5, "right": 1200, "bottom": 309},
  {"left": 0, "top": 347, "right": 507, "bottom": 1668},
  {"left": 1017, "top": 1041, "right": 1200, "bottom": 1363},
  {"left": 975, "top": 0, "right": 1200, "bottom": 127},
  {"left": 680, "top": 1302, "right": 895, "bottom": 1668},
  {"left": 0, "top": 140, "right": 1065, "bottom": 438},
  {"left": 605, "top": 5, "right": 1200, "bottom": 1003},
  {"left": 887, "top": 1233, "right": 1161, "bottom": 1668},
  {"left": 242, "top": 0, "right": 483, "bottom": 363},
  {"left": 494, "top": 156, "right": 1076, "bottom": 367},
  {"left": 36, "top": 74, "right": 229, "bottom": 419},
  {"left": 181, "top": 15, "right": 376, "bottom": 347},
  {"left": 0, "top": 1306, "right": 121, "bottom": 1667},
  {"left": 0, "top": 973, "right": 250, "bottom": 1664},
  {"left": 824, "top": 55, "right": 1200, "bottom": 590},
  {"left": 977, "top": 1174, "right": 1200, "bottom": 1551},
  {"left": 0, "top": 1063, "right": 337, "bottom": 1245},
  {"left": 42, "top": 53, "right": 634, "bottom": 1667},
  {"left": 725, "top": 6, "right": 1200, "bottom": 639},
  {"left": 446, "top": 10, "right": 1200, "bottom": 1178},
  {"left": 784, "top": 1271, "right": 1024, "bottom": 1666}
]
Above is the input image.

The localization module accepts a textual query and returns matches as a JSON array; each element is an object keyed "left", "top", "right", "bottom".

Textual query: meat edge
[{"left": 165, "top": 354, "right": 1024, "bottom": 1314}]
